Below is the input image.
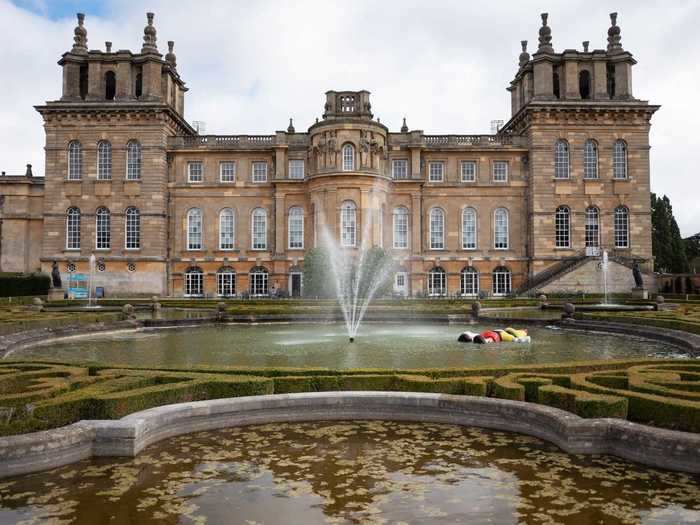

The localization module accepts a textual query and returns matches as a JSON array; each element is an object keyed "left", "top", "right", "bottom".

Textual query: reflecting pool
[
  {"left": 0, "top": 421, "right": 698, "bottom": 524},
  {"left": 11, "top": 322, "right": 685, "bottom": 369}
]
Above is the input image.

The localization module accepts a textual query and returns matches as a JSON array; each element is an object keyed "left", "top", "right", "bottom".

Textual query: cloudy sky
[{"left": 1, "top": 0, "right": 698, "bottom": 236}]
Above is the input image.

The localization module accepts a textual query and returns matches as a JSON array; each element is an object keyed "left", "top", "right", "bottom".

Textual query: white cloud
[{"left": 0, "top": 0, "right": 698, "bottom": 236}]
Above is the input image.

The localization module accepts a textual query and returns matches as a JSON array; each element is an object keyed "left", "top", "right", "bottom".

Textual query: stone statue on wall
[
  {"left": 51, "top": 261, "right": 62, "bottom": 288},
  {"left": 632, "top": 262, "right": 644, "bottom": 288}
]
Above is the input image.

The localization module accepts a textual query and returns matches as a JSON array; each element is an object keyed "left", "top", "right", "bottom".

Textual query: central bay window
[
  {"left": 68, "top": 141, "right": 82, "bottom": 180},
  {"left": 288, "top": 159, "right": 305, "bottom": 179},
  {"left": 392, "top": 206, "right": 409, "bottom": 249},
  {"left": 251, "top": 208, "right": 267, "bottom": 250},
  {"left": 392, "top": 159, "right": 408, "bottom": 179},
  {"left": 252, "top": 162, "right": 268, "bottom": 183},
  {"left": 462, "top": 207, "right": 477, "bottom": 249},
  {"left": 430, "top": 208, "right": 445, "bottom": 250},
  {"left": 95, "top": 207, "right": 110, "bottom": 249},
  {"left": 249, "top": 266, "right": 269, "bottom": 296},
  {"left": 342, "top": 144, "right": 355, "bottom": 171},
  {"left": 219, "top": 208, "right": 235, "bottom": 250},
  {"left": 555, "top": 206, "right": 571, "bottom": 248},
  {"left": 492, "top": 266, "right": 512, "bottom": 296},
  {"left": 340, "top": 200, "right": 357, "bottom": 247},
  {"left": 428, "top": 162, "right": 444, "bottom": 182},
  {"left": 97, "top": 141, "right": 112, "bottom": 180},
  {"left": 220, "top": 161, "right": 236, "bottom": 182},
  {"left": 288, "top": 206, "right": 304, "bottom": 249},
  {"left": 585, "top": 206, "right": 600, "bottom": 248},
  {"left": 125, "top": 207, "right": 140, "bottom": 249},
  {"left": 66, "top": 207, "right": 81, "bottom": 250},
  {"left": 217, "top": 267, "right": 236, "bottom": 297},
  {"left": 584, "top": 140, "right": 598, "bottom": 179},
  {"left": 460, "top": 267, "right": 479, "bottom": 296},
  {"left": 187, "top": 208, "right": 203, "bottom": 250},
  {"left": 554, "top": 139, "right": 570, "bottom": 179},
  {"left": 428, "top": 267, "right": 447, "bottom": 296},
  {"left": 494, "top": 208, "right": 509, "bottom": 249},
  {"left": 126, "top": 140, "right": 141, "bottom": 180},
  {"left": 184, "top": 266, "right": 203, "bottom": 297},
  {"left": 614, "top": 206, "right": 629, "bottom": 248},
  {"left": 613, "top": 140, "right": 628, "bottom": 179},
  {"left": 187, "top": 161, "right": 203, "bottom": 183}
]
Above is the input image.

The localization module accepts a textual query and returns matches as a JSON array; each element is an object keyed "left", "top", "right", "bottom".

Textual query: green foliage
[
  {"left": 0, "top": 273, "right": 50, "bottom": 298},
  {"left": 301, "top": 247, "right": 335, "bottom": 298},
  {"left": 651, "top": 193, "right": 689, "bottom": 273}
]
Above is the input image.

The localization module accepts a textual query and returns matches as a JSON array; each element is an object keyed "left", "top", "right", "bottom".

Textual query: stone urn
[
  {"left": 562, "top": 302, "right": 575, "bottom": 319},
  {"left": 121, "top": 303, "right": 136, "bottom": 320},
  {"left": 471, "top": 301, "right": 481, "bottom": 319}
]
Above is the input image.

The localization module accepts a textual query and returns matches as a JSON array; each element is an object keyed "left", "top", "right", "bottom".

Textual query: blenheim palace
[{"left": 0, "top": 12, "right": 658, "bottom": 298}]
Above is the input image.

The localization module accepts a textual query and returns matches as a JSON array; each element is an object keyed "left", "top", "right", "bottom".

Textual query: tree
[
  {"left": 651, "top": 193, "right": 689, "bottom": 273},
  {"left": 685, "top": 233, "right": 700, "bottom": 272},
  {"left": 302, "top": 247, "right": 335, "bottom": 298}
]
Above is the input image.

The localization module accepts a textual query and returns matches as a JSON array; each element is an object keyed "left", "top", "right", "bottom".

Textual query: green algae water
[
  {"left": 10, "top": 322, "right": 687, "bottom": 369},
  {"left": 0, "top": 421, "right": 698, "bottom": 524}
]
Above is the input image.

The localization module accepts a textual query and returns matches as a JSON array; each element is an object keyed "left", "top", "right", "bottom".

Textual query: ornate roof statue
[
  {"left": 105, "top": 41, "right": 112, "bottom": 53},
  {"left": 519, "top": 40, "right": 530, "bottom": 67},
  {"left": 537, "top": 13, "right": 553, "bottom": 53},
  {"left": 165, "top": 41, "right": 177, "bottom": 69},
  {"left": 142, "top": 12, "right": 158, "bottom": 53},
  {"left": 401, "top": 117, "right": 408, "bottom": 133},
  {"left": 607, "top": 12, "right": 623, "bottom": 54},
  {"left": 582, "top": 40, "right": 590, "bottom": 53},
  {"left": 287, "top": 118, "right": 295, "bottom": 133},
  {"left": 72, "top": 13, "right": 87, "bottom": 54}
]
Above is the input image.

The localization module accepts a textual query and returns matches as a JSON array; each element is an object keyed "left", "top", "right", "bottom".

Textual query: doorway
[{"left": 290, "top": 272, "right": 302, "bottom": 297}]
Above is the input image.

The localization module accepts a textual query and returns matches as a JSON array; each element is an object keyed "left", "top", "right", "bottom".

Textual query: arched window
[
  {"left": 462, "top": 207, "right": 477, "bottom": 249},
  {"left": 105, "top": 71, "right": 116, "bottom": 100},
  {"left": 288, "top": 206, "right": 304, "bottom": 249},
  {"left": 392, "top": 206, "right": 409, "bottom": 249},
  {"left": 219, "top": 208, "right": 235, "bottom": 250},
  {"left": 494, "top": 208, "right": 509, "bottom": 249},
  {"left": 579, "top": 70, "right": 591, "bottom": 99},
  {"left": 460, "top": 267, "right": 479, "bottom": 296},
  {"left": 97, "top": 141, "right": 112, "bottom": 180},
  {"left": 429, "top": 208, "right": 445, "bottom": 250},
  {"left": 125, "top": 207, "right": 140, "bottom": 249},
  {"left": 217, "top": 266, "right": 236, "bottom": 297},
  {"left": 95, "top": 207, "right": 110, "bottom": 249},
  {"left": 342, "top": 143, "right": 355, "bottom": 171},
  {"left": 187, "top": 208, "right": 203, "bottom": 250},
  {"left": 614, "top": 206, "right": 629, "bottom": 248},
  {"left": 555, "top": 206, "right": 571, "bottom": 248},
  {"left": 553, "top": 71, "right": 560, "bottom": 99},
  {"left": 585, "top": 206, "right": 599, "bottom": 248},
  {"left": 583, "top": 140, "right": 598, "bottom": 179},
  {"left": 184, "top": 266, "right": 203, "bottom": 297},
  {"left": 68, "top": 141, "right": 82, "bottom": 180},
  {"left": 428, "top": 267, "right": 446, "bottom": 296},
  {"left": 492, "top": 266, "right": 512, "bottom": 296},
  {"left": 340, "top": 201, "right": 357, "bottom": 247},
  {"left": 251, "top": 208, "right": 267, "bottom": 250},
  {"left": 613, "top": 140, "right": 628, "bottom": 179},
  {"left": 66, "top": 207, "right": 81, "bottom": 249},
  {"left": 250, "top": 266, "right": 269, "bottom": 296},
  {"left": 126, "top": 141, "right": 141, "bottom": 180},
  {"left": 554, "top": 140, "right": 570, "bottom": 179}
]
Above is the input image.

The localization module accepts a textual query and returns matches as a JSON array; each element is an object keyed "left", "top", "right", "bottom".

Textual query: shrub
[{"left": 0, "top": 273, "right": 51, "bottom": 298}]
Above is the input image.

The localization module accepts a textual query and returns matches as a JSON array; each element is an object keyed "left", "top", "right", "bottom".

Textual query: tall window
[
  {"left": 288, "top": 160, "right": 304, "bottom": 179},
  {"left": 492, "top": 161, "right": 508, "bottom": 182},
  {"left": 95, "top": 207, "right": 110, "bottom": 249},
  {"left": 494, "top": 208, "right": 509, "bottom": 249},
  {"left": 392, "top": 159, "right": 408, "bottom": 180},
  {"left": 66, "top": 207, "right": 81, "bottom": 249},
  {"left": 579, "top": 70, "right": 591, "bottom": 99},
  {"left": 188, "top": 161, "right": 203, "bottom": 182},
  {"left": 554, "top": 140, "right": 570, "bottom": 179},
  {"left": 613, "top": 140, "right": 628, "bottom": 179},
  {"left": 492, "top": 266, "right": 512, "bottom": 296},
  {"left": 187, "top": 208, "right": 203, "bottom": 250},
  {"left": 219, "top": 208, "right": 235, "bottom": 250},
  {"left": 220, "top": 161, "right": 236, "bottom": 182},
  {"left": 126, "top": 141, "right": 141, "bottom": 180},
  {"left": 252, "top": 161, "right": 268, "bottom": 182},
  {"left": 614, "top": 206, "right": 629, "bottom": 248},
  {"left": 184, "top": 267, "right": 203, "bottom": 297},
  {"left": 428, "top": 267, "right": 447, "bottom": 296},
  {"left": 430, "top": 208, "right": 445, "bottom": 250},
  {"left": 429, "top": 162, "right": 444, "bottom": 182},
  {"left": 251, "top": 208, "right": 267, "bottom": 250},
  {"left": 340, "top": 201, "right": 357, "bottom": 247},
  {"left": 97, "top": 141, "right": 112, "bottom": 180},
  {"left": 606, "top": 63, "right": 616, "bottom": 98},
  {"left": 342, "top": 144, "right": 355, "bottom": 171},
  {"left": 555, "top": 206, "right": 571, "bottom": 248},
  {"left": 585, "top": 206, "right": 599, "bottom": 248},
  {"left": 288, "top": 206, "right": 304, "bottom": 249},
  {"left": 125, "top": 207, "right": 140, "bottom": 249},
  {"left": 583, "top": 140, "right": 598, "bottom": 179},
  {"left": 462, "top": 207, "right": 477, "bottom": 249},
  {"left": 68, "top": 141, "right": 82, "bottom": 180},
  {"left": 460, "top": 267, "right": 479, "bottom": 296},
  {"left": 393, "top": 206, "right": 409, "bottom": 249},
  {"left": 217, "top": 267, "right": 236, "bottom": 297},
  {"left": 250, "top": 266, "right": 269, "bottom": 296},
  {"left": 461, "top": 161, "right": 476, "bottom": 182}
]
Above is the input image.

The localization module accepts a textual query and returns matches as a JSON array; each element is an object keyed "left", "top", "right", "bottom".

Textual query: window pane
[
  {"left": 288, "top": 207, "right": 304, "bottom": 249},
  {"left": 97, "top": 142, "right": 112, "bottom": 180},
  {"left": 125, "top": 207, "right": 140, "bottom": 249},
  {"left": 250, "top": 270, "right": 269, "bottom": 296},
  {"left": 342, "top": 145, "right": 355, "bottom": 171},
  {"left": 187, "top": 209, "right": 203, "bottom": 250},
  {"left": 462, "top": 208, "right": 477, "bottom": 249},
  {"left": 493, "top": 161, "right": 508, "bottom": 182},
  {"left": 461, "top": 161, "right": 476, "bottom": 182},
  {"left": 68, "top": 142, "right": 82, "bottom": 180},
  {"left": 219, "top": 209, "right": 235, "bottom": 250},
  {"left": 95, "top": 208, "right": 110, "bottom": 249},
  {"left": 341, "top": 202, "right": 356, "bottom": 247},
  {"left": 252, "top": 209, "right": 267, "bottom": 249},
  {"left": 252, "top": 162, "right": 268, "bottom": 182},
  {"left": 430, "top": 209, "right": 444, "bottom": 249},
  {"left": 613, "top": 141, "right": 627, "bottom": 179},
  {"left": 217, "top": 271, "right": 236, "bottom": 296},
  {"left": 393, "top": 207, "right": 408, "bottom": 249},
  {"left": 494, "top": 208, "right": 509, "bottom": 249},
  {"left": 584, "top": 140, "right": 598, "bottom": 179},
  {"left": 288, "top": 160, "right": 304, "bottom": 179},
  {"left": 392, "top": 159, "right": 408, "bottom": 180},
  {"left": 220, "top": 161, "right": 236, "bottom": 182},
  {"left": 66, "top": 208, "right": 81, "bottom": 249},
  {"left": 126, "top": 141, "right": 141, "bottom": 180},
  {"left": 554, "top": 140, "right": 570, "bottom": 179},
  {"left": 429, "top": 162, "right": 444, "bottom": 182},
  {"left": 185, "top": 269, "right": 203, "bottom": 296},
  {"left": 460, "top": 268, "right": 479, "bottom": 296},
  {"left": 428, "top": 269, "right": 446, "bottom": 296},
  {"left": 188, "top": 161, "right": 203, "bottom": 182},
  {"left": 614, "top": 207, "right": 629, "bottom": 248},
  {"left": 585, "top": 207, "right": 599, "bottom": 248},
  {"left": 555, "top": 206, "right": 570, "bottom": 248},
  {"left": 492, "top": 267, "right": 512, "bottom": 295}
]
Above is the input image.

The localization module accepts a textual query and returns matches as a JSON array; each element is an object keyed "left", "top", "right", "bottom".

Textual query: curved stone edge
[{"left": 0, "top": 392, "right": 698, "bottom": 479}]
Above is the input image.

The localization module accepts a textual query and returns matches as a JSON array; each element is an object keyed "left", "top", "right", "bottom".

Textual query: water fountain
[
  {"left": 86, "top": 253, "right": 98, "bottom": 309},
  {"left": 601, "top": 249, "right": 610, "bottom": 305}
]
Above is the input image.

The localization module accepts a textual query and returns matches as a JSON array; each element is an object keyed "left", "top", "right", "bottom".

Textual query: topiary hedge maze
[{"left": 1, "top": 359, "right": 699, "bottom": 436}]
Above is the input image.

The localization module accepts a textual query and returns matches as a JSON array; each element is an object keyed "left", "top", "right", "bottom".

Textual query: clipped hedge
[
  {"left": 0, "top": 273, "right": 50, "bottom": 298},
  {"left": 538, "top": 385, "right": 628, "bottom": 419}
]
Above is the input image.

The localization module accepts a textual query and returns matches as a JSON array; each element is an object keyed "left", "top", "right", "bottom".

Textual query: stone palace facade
[{"left": 0, "top": 12, "right": 659, "bottom": 297}]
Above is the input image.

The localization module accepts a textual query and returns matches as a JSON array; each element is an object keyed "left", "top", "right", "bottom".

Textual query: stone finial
[
  {"left": 25, "top": 164, "right": 33, "bottom": 177},
  {"left": 165, "top": 40, "right": 177, "bottom": 68},
  {"left": 538, "top": 12, "right": 553, "bottom": 53},
  {"left": 607, "top": 12, "right": 622, "bottom": 53},
  {"left": 287, "top": 118, "right": 295, "bottom": 133},
  {"left": 142, "top": 12, "right": 158, "bottom": 53},
  {"left": 105, "top": 41, "right": 112, "bottom": 53},
  {"left": 72, "top": 13, "right": 87, "bottom": 54},
  {"left": 519, "top": 40, "right": 530, "bottom": 67},
  {"left": 401, "top": 117, "right": 408, "bottom": 133},
  {"left": 583, "top": 40, "right": 590, "bottom": 52}
]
